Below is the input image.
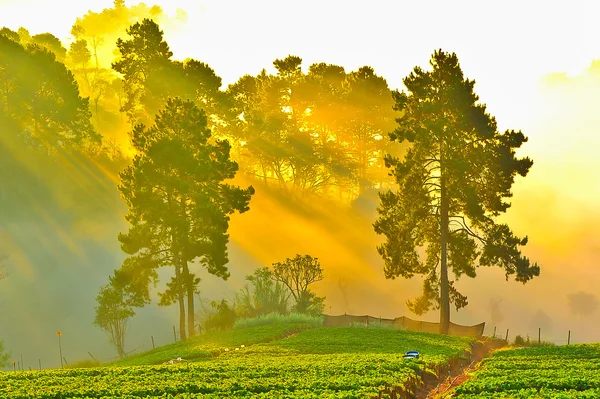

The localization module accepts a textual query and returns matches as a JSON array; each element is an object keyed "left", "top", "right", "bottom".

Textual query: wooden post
[
  {"left": 151, "top": 336, "right": 155, "bottom": 349},
  {"left": 505, "top": 329, "right": 509, "bottom": 342},
  {"left": 493, "top": 326, "right": 497, "bottom": 338},
  {"left": 538, "top": 327, "right": 541, "bottom": 345},
  {"left": 568, "top": 330, "right": 571, "bottom": 345},
  {"left": 173, "top": 326, "right": 177, "bottom": 342}
]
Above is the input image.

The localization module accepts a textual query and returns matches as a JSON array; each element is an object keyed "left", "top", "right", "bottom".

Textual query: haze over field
[{"left": 1, "top": 0, "right": 599, "bottom": 369}]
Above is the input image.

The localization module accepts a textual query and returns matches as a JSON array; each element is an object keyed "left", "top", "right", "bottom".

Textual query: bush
[
  {"left": 203, "top": 300, "right": 236, "bottom": 332},
  {"left": 234, "top": 312, "right": 323, "bottom": 329},
  {"left": 234, "top": 268, "right": 289, "bottom": 318}
]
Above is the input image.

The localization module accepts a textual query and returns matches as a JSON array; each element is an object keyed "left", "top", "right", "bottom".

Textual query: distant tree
[
  {"left": 530, "top": 309, "right": 553, "bottom": 333},
  {"left": 272, "top": 254, "right": 325, "bottom": 315},
  {"left": 568, "top": 291, "right": 598, "bottom": 332},
  {"left": 0, "top": 27, "right": 19, "bottom": 42},
  {"left": 117, "top": 98, "right": 254, "bottom": 340},
  {"left": 227, "top": 56, "right": 402, "bottom": 198},
  {"left": 17, "top": 27, "right": 30, "bottom": 44},
  {"left": 30, "top": 33, "right": 67, "bottom": 61},
  {"left": 69, "top": 39, "right": 91, "bottom": 68},
  {"left": 235, "top": 267, "right": 289, "bottom": 318},
  {"left": 489, "top": 298, "right": 504, "bottom": 328},
  {"left": 93, "top": 275, "right": 143, "bottom": 358},
  {"left": 374, "top": 50, "right": 540, "bottom": 334},
  {"left": 112, "top": 18, "right": 173, "bottom": 122},
  {"left": 0, "top": 340, "right": 10, "bottom": 368},
  {"left": 0, "top": 34, "right": 99, "bottom": 150}
]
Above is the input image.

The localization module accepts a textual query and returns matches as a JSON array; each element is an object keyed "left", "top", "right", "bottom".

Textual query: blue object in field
[{"left": 403, "top": 350, "right": 419, "bottom": 359}]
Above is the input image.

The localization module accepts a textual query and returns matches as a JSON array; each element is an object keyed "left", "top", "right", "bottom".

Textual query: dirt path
[{"left": 415, "top": 338, "right": 505, "bottom": 398}]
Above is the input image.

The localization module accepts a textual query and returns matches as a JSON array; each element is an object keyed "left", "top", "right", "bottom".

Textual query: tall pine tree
[
  {"left": 118, "top": 98, "right": 254, "bottom": 339},
  {"left": 374, "top": 50, "right": 539, "bottom": 334}
]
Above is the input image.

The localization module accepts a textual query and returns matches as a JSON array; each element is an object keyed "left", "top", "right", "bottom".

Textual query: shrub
[{"left": 203, "top": 300, "right": 236, "bottom": 332}]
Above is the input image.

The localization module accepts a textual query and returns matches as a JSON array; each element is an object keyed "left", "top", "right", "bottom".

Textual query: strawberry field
[
  {"left": 0, "top": 326, "right": 474, "bottom": 398},
  {"left": 450, "top": 344, "right": 600, "bottom": 398}
]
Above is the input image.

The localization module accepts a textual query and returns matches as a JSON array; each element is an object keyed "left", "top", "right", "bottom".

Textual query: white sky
[{"left": 1, "top": 1, "right": 598, "bottom": 95}]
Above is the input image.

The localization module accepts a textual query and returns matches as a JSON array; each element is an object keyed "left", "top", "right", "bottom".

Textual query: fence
[{"left": 323, "top": 314, "right": 485, "bottom": 337}]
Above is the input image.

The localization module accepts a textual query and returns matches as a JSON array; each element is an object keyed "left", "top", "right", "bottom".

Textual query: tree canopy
[{"left": 374, "top": 50, "right": 540, "bottom": 334}]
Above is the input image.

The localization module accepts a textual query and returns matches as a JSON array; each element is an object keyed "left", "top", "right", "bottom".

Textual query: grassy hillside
[
  {"left": 0, "top": 324, "right": 475, "bottom": 398},
  {"left": 450, "top": 344, "right": 600, "bottom": 398},
  {"left": 107, "top": 323, "right": 314, "bottom": 367}
]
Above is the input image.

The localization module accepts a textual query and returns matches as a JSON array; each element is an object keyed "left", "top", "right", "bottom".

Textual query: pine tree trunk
[
  {"left": 183, "top": 261, "right": 195, "bottom": 338},
  {"left": 439, "top": 160, "right": 450, "bottom": 335},
  {"left": 173, "top": 250, "right": 187, "bottom": 341}
]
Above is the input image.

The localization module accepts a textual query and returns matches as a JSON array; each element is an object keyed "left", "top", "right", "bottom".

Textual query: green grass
[
  {"left": 268, "top": 326, "right": 473, "bottom": 357},
  {"left": 1, "top": 325, "right": 476, "bottom": 398},
  {"left": 233, "top": 312, "right": 323, "bottom": 329},
  {"left": 106, "top": 323, "right": 312, "bottom": 367},
  {"left": 451, "top": 344, "right": 600, "bottom": 398}
]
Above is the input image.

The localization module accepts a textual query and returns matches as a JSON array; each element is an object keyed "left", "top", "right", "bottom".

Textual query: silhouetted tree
[
  {"left": 0, "top": 340, "right": 10, "bottom": 368},
  {"left": 228, "top": 56, "right": 401, "bottom": 198},
  {"left": 568, "top": 291, "right": 598, "bottom": 333},
  {"left": 93, "top": 275, "right": 142, "bottom": 358},
  {"left": 0, "top": 27, "right": 19, "bottom": 42},
  {"left": 68, "top": 39, "right": 91, "bottom": 68},
  {"left": 272, "top": 254, "right": 325, "bottom": 315},
  {"left": 112, "top": 18, "right": 173, "bottom": 123},
  {"left": 374, "top": 50, "right": 540, "bottom": 334},
  {"left": 117, "top": 98, "right": 254, "bottom": 339},
  {"left": 489, "top": 298, "right": 504, "bottom": 328},
  {"left": 30, "top": 33, "right": 67, "bottom": 61},
  {"left": 235, "top": 267, "right": 289, "bottom": 317},
  {"left": 530, "top": 309, "right": 553, "bottom": 333}
]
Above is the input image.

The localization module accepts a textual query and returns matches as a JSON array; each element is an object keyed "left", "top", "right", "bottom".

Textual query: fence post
[
  {"left": 538, "top": 327, "right": 541, "bottom": 345},
  {"left": 568, "top": 330, "right": 571, "bottom": 345},
  {"left": 505, "top": 329, "right": 509, "bottom": 342},
  {"left": 173, "top": 326, "right": 177, "bottom": 342},
  {"left": 344, "top": 313, "right": 347, "bottom": 326},
  {"left": 151, "top": 336, "right": 155, "bottom": 349},
  {"left": 493, "top": 326, "right": 496, "bottom": 338}
]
